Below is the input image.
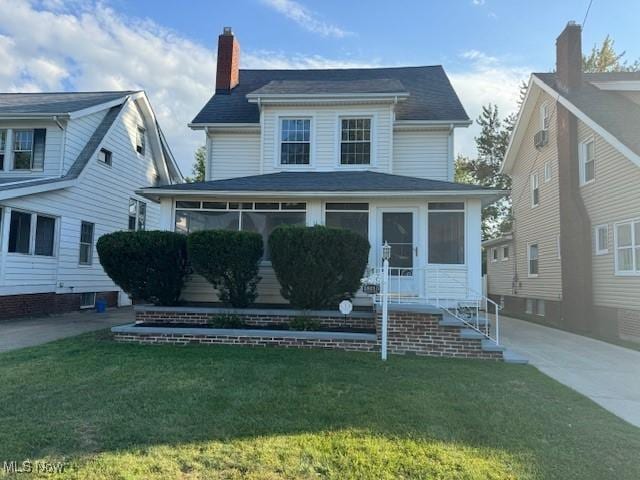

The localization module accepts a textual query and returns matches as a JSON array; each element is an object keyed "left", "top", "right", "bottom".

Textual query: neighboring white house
[
  {"left": 0, "top": 91, "right": 182, "bottom": 318},
  {"left": 140, "top": 27, "right": 502, "bottom": 308}
]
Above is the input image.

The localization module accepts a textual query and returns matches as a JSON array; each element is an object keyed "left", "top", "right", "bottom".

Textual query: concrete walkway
[
  {"left": 0, "top": 308, "right": 134, "bottom": 353},
  {"left": 500, "top": 315, "right": 640, "bottom": 428}
]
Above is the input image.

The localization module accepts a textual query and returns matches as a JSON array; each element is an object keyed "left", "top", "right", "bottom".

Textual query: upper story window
[
  {"left": 340, "top": 118, "right": 371, "bottom": 165},
  {"left": 280, "top": 119, "right": 310, "bottom": 165},
  {"left": 544, "top": 161, "right": 552, "bottom": 182},
  {"left": 530, "top": 173, "right": 540, "bottom": 207},
  {"left": 580, "top": 139, "right": 595, "bottom": 185},
  {"left": 491, "top": 248, "right": 498, "bottom": 262},
  {"left": 136, "top": 126, "right": 146, "bottom": 156},
  {"left": 98, "top": 148, "right": 112, "bottom": 166},
  {"left": 502, "top": 245, "right": 509, "bottom": 260},
  {"left": 128, "top": 198, "right": 146, "bottom": 231},
  {"left": 13, "top": 129, "right": 46, "bottom": 170},
  {"left": 595, "top": 224, "right": 609, "bottom": 255},
  {"left": 540, "top": 102, "right": 550, "bottom": 130},
  {"left": 0, "top": 129, "right": 6, "bottom": 169},
  {"left": 614, "top": 219, "right": 639, "bottom": 275}
]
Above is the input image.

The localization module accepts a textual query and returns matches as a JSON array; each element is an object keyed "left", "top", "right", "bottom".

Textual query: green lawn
[{"left": 0, "top": 331, "right": 639, "bottom": 479}]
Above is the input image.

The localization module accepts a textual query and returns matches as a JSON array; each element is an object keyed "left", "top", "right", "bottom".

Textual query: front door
[{"left": 379, "top": 208, "right": 418, "bottom": 296}]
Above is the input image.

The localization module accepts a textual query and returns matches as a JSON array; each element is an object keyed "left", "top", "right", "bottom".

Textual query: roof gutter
[{"left": 0, "top": 113, "right": 71, "bottom": 120}]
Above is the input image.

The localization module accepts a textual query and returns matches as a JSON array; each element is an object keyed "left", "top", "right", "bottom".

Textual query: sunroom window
[
  {"left": 280, "top": 119, "right": 310, "bottom": 165},
  {"left": 324, "top": 203, "right": 369, "bottom": 239},
  {"left": 174, "top": 201, "right": 306, "bottom": 260},
  {"left": 428, "top": 202, "right": 464, "bottom": 265}
]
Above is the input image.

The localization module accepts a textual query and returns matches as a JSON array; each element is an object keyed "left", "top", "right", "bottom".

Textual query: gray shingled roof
[
  {"left": 535, "top": 72, "right": 640, "bottom": 159},
  {"left": 0, "top": 104, "right": 123, "bottom": 193},
  {"left": 143, "top": 171, "right": 496, "bottom": 193},
  {"left": 0, "top": 91, "right": 137, "bottom": 115},
  {"left": 192, "top": 66, "right": 469, "bottom": 124},
  {"left": 248, "top": 78, "right": 408, "bottom": 96}
]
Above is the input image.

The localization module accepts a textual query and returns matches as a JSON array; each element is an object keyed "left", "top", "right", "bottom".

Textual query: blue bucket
[{"left": 96, "top": 299, "right": 107, "bottom": 313}]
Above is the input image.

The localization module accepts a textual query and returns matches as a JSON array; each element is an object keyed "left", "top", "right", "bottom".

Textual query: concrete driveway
[
  {"left": 500, "top": 315, "right": 640, "bottom": 428},
  {"left": 0, "top": 308, "right": 134, "bottom": 353}
]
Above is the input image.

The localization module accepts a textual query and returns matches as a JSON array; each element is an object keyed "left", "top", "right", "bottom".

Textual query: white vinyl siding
[
  {"left": 486, "top": 240, "right": 514, "bottom": 297},
  {"left": 0, "top": 99, "right": 161, "bottom": 296},
  {"left": 207, "top": 132, "right": 260, "bottom": 180},
  {"left": 392, "top": 129, "right": 450, "bottom": 180}
]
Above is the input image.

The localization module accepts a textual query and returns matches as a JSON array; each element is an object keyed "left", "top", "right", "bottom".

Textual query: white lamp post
[{"left": 381, "top": 241, "right": 391, "bottom": 361}]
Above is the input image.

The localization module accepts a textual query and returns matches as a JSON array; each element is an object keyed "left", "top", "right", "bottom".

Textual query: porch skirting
[{"left": 113, "top": 305, "right": 504, "bottom": 361}]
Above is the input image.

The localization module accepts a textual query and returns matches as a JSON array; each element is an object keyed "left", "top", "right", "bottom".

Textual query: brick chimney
[
  {"left": 216, "top": 27, "right": 240, "bottom": 94},
  {"left": 556, "top": 21, "right": 582, "bottom": 92}
]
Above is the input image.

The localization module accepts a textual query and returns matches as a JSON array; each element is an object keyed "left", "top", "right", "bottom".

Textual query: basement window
[{"left": 80, "top": 292, "right": 96, "bottom": 309}]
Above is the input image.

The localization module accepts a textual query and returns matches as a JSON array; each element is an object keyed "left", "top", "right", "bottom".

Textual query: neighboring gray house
[
  {"left": 0, "top": 91, "right": 182, "bottom": 319},
  {"left": 140, "top": 27, "right": 502, "bottom": 308},
  {"left": 492, "top": 22, "right": 640, "bottom": 343}
]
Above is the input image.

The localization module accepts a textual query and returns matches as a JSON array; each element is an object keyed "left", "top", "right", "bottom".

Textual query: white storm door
[{"left": 379, "top": 208, "right": 418, "bottom": 296}]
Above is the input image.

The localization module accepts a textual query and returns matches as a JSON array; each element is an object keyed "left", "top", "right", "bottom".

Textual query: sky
[{"left": 0, "top": 0, "right": 638, "bottom": 176}]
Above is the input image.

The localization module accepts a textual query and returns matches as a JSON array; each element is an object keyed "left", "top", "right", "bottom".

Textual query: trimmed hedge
[
  {"left": 269, "top": 225, "right": 370, "bottom": 309},
  {"left": 187, "top": 230, "right": 263, "bottom": 308},
  {"left": 96, "top": 230, "right": 188, "bottom": 306}
]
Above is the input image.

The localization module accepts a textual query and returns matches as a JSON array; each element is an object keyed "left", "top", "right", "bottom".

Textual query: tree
[
  {"left": 455, "top": 104, "right": 513, "bottom": 239},
  {"left": 583, "top": 35, "right": 640, "bottom": 73},
  {"left": 186, "top": 145, "right": 206, "bottom": 182}
]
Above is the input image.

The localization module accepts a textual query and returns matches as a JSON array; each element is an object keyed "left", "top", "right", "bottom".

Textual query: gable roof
[
  {"left": 503, "top": 72, "right": 640, "bottom": 173},
  {"left": 248, "top": 78, "right": 409, "bottom": 96},
  {"left": 191, "top": 66, "right": 469, "bottom": 125},
  {"left": 0, "top": 91, "right": 136, "bottom": 116}
]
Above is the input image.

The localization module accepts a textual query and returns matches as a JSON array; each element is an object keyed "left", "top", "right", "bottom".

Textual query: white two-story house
[
  {"left": 0, "top": 91, "right": 182, "bottom": 319},
  {"left": 140, "top": 28, "right": 501, "bottom": 307}
]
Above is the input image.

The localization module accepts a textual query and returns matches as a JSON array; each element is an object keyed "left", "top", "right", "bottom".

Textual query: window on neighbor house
[
  {"left": 0, "top": 129, "right": 6, "bottom": 170},
  {"left": 325, "top": 203, "right": 369, "bottom": 239},
  {"left": 502, "top": 245, "right": 509, "bottom": 260},
  {"left": 528, "top": 243, "right": 539, "bottom": 276},
  {"left": 540, "top": 102, "right": 550, "bottom": 130},
  {"left": 615, "top": 219, "right": 640, "bottom": 275},
  {"left": 544, "top": 161, "right": 552, "bottom": 182},
  {"left": 79, "top": 221, "right": 95, "bottom": 265},
  {"left": 531, "top": 173, "right": 540, "bottom": 207},
  {"left": 525, "top": 298, "right": 534, "bottom": 314},
  {"left": 280, "top": 119, "right": 310, "bottom": 165},
  {"left": 428, "top": 202, "right": 465, "bottom": 265},
  {"left": 491, "top": 248, "right": 498, "bottom": 262},
  {"left": 340, "top": 118, "right": 371, "bottom": 165},
  {"left": 80, "top": 292, "right": 96, "bottom": 308},
  {"left": 537, "top": 299, "right": 546, "bottom": 317},
  {"left": 98, "top": 148, "right": 112, "bottom": 166},
  {"left": 580, "top": 139, "right": 595, "bottom": 185},
  {"left": 595, "top": 225, "right": 608, "bottom": 255},
  {"left": 174, "top": 201, "right": 306, "bottom": 261},
  {"left": 128, "top": 199, "right": 146, "bottom": 231},
  {"left": 13, "top": 129, "right": 46, "bottom": 170},
  {"left": 136, "top": 126, "right": 146, "bottom": 156}
]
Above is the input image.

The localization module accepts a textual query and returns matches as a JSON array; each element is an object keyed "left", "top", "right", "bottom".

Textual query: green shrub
[
  {"left": 208, "top": 315, "right": 246, "bottom": 329},
  {"left": 269, "top": 225, "right": 370, "bottom": 309},
  {"left": 288, "top": 316, "right": 321, "bottom": 331},
  {"left": 187, "top": 230, "right": 263, "bottom": 308},
  {"left": 96, "top": 230, "right": 188, "bottom": 306}
]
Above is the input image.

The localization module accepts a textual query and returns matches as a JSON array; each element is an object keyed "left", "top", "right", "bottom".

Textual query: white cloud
[
  {"left": 472, "top": 0, "right": 485, "bottom": 5},
  {"left": 261, "top": 0, "right": 351, "bottom": 38},
  {"left": 0, "top": 0, "right": 368, "bottom": 174},
  {"left": 449, "top": 50, "right": 530, "bottom": 158}
]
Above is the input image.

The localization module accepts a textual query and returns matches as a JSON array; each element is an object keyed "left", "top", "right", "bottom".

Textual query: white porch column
[
  {"left": 3, "top": 129, "right": 13, "bottom": 171},
  {"left": 466, "top": 199, "right": 482, "bottom": 296},
  {"left": 158, "top": 197, "right": 174, "bottom": 231}
]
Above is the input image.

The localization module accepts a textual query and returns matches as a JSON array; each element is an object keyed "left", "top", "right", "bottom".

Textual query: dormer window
[
  {"left": 98, "top": 148, "right": 112, "bottom": 166},
  {"left": 13, "top": 129, "right": 46, "bottom": 170},
  {"left": 340, "top": 118, "right": 371, "bottom": 165},
  {"left": 280, "top": 119, "right": 310, "bottom": 165},
  {"left": 136, "top": 126, "right": 146, "bottom": 156}
]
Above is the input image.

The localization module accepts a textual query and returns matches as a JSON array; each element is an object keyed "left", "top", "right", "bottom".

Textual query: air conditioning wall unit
[{"left": 534, "top": 129, "right": 549, "bottom": 149}]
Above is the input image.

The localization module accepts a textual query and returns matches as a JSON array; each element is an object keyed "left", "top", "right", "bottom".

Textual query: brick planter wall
[
  {"left": 376, "top": 306, "right": 503, "bottom": 360},
  {"left": 0, "top": 291, "right": 118, "bottom": 321},
  {"left": 134, "top": 306, "right": 375, "bottom": 331}
]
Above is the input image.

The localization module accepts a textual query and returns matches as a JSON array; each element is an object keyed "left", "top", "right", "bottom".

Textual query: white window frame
[
  {"left": 277, "top": 116, "right": 313, "bottom": 168},
  {"left": 12, "top": 129, "right": 34, "bottom": 170},
  {"left": 98, "top": 148, "right": 112, "bottom": 167},
  {"left": 525, "top": 298, "right": 534, "bottom": 314},
  {"left": 579, "top": 137, "right": 595, "bottom": 186},
  {"left": 128, "top": 198, "right": 147, "bottom": 231},
  {"left": 80, "top": 292, "right": 96, "bottom": 309},
  {"left": 540, "top": 102, "right": 550, "bottom": 130},
  {"left": 491, "top": 247, "right": 498, "bottom": 263},
  {"left": 502, "top": 245, "right": 509, "bottom": 261},
  {"left": 595, "top": 224, "right": 609, "bottom": 256},
  {"left": 136, "top": 126, "right": 146, "bottom": 156},
  {"left": 614, "top": 218, "right": 640, "bottom": 276},
  {"left": 7, "top": 208, "right": 58, "bottom": 257},
  {"left": 544, "top": 161, "right": 552, "bottom": 182},
  {"left": 528, "top": 243, "right": 539, "bottom": 277},
  {"left": 530, "top": 173, "right": 540, "bottom": 208},
  {"left": 337, "top": 115, "right": 374, "bottom": 168},
  {"left": 79, "top": 221, "right": 95, "bottom": 265}
]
